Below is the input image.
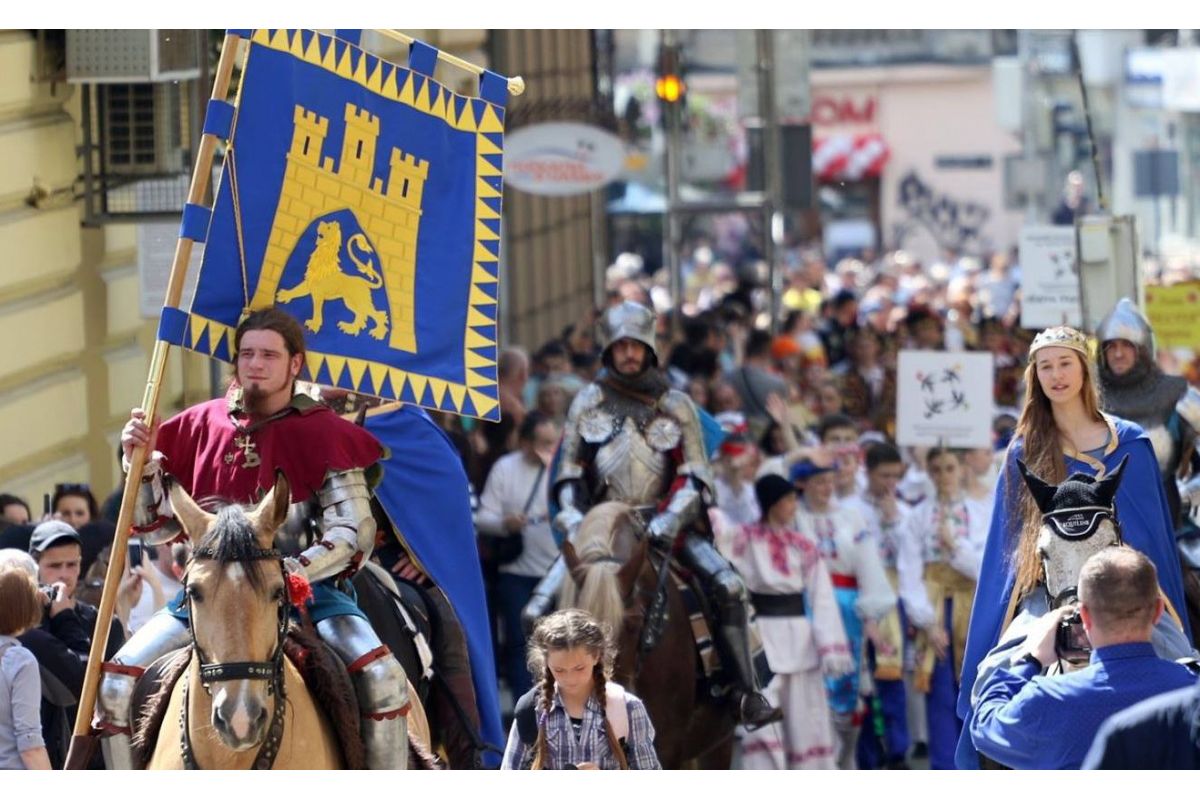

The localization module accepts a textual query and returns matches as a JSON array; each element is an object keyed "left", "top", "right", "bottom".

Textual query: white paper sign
[
  {"left": 896, "top": 350, "right": 995, "bottom": 449},
  {"left": 1019, "top": 224, "right": 1081, "bottom": 329}
]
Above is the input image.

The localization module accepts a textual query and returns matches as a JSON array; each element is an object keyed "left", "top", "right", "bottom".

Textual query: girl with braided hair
[{"left": 500, "top": 609, "right": 660, "bottom": 769}]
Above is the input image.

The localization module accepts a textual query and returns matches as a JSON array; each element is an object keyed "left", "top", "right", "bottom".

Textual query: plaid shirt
[{"left": 501, "top": 685, "right": 661, "bottom": 770}]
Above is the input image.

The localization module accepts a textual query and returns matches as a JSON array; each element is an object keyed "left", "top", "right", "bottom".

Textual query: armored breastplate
[
  {"left": 579, "top": 390, "right": 681, "bottom": 506},
  {"left": 276, "top": 498, "right": 322, "bottom": 556}
]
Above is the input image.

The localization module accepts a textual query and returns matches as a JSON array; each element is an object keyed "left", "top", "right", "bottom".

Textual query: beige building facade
[
  {"left": 812, "top": 63, "right": 1025, "bottom": 264},
  {"left": 0, "top": 29, "right": 507, "bottom": 507}
]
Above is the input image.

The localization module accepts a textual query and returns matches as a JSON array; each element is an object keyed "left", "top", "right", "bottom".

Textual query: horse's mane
[
  {"left": 190, "top": 505, "right": 272, "bottom": 594},
  {"left": 560, "top": 502, "right": 636, "bottom": 638}
]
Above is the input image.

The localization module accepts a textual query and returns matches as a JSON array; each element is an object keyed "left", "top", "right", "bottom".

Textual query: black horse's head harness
[{"left": 181, "top": 543, "right": 289, "bottom": 770}]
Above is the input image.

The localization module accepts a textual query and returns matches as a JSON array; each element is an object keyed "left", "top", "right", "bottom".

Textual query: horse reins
[{"left": 180, "top": 545, "right": 290, "bottom": 770}]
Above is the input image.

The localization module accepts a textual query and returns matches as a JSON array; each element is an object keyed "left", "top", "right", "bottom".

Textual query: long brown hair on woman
[
  {"left": 526, "top": 608, "right": 628, "bottom": 770},
  {"left": 1009, "top": 348, "right": 1107, "bottom": 598}
]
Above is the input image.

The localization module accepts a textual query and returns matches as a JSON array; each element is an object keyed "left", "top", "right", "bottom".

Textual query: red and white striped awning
[{"left": 813, "top": 133, "right": 890, "bottom": 182}]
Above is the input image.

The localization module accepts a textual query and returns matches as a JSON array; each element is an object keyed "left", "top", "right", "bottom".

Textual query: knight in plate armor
[
  {"left": 95, "top": 309, "right": 409, "bottom": 769},
  {"left": 1095, "top": 297, "right": 1200, "bottom": 529},
  {"left": 521, "top": 301, "right": 781, "bottom": 728}
]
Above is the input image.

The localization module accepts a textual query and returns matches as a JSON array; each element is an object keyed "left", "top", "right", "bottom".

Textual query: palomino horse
[
  {"left": 560, "top": 502, "right": 736, "bottom": 769},
  {"left": 142, "top": 472, "right": 432, "bottom": 769}
]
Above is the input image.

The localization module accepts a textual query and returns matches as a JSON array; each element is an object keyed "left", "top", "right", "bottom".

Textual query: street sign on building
[{"left": 504, "top": 122, "right": 626, "bottom": 196}]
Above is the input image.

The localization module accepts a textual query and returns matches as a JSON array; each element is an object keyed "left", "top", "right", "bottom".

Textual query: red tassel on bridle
[{"left": 287, "top": 572, "right": 313, "bottom": 608}]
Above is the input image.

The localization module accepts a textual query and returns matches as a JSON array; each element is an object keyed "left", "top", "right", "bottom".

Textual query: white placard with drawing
[
  {"left": 1019, "top": 224, "right": 1081, "bottom": 329},
  {"left": 896, "top": 350, "right": 995, "bottom": 449}
]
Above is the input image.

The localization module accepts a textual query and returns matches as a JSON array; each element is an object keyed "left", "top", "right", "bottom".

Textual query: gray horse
[{"left": 968, "top": 455, "right": 1196, "bottom": 710}]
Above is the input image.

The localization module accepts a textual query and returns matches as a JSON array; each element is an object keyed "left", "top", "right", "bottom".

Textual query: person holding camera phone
[
  {"left": 18, "top": 521, "right": 129, "bottom": 768},
  {"left": 970, "top": 547, "right": 1196, "bottom": 769}
]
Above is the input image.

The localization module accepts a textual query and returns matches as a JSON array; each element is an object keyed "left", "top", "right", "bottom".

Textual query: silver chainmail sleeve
[{"left": 291, "top": 468, "right": 376, "bottom": 583}]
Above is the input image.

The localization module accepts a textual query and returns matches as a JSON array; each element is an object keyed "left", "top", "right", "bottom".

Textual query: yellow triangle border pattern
[{"left": 245, "top": 29, "right": 508, "bottom": 134}]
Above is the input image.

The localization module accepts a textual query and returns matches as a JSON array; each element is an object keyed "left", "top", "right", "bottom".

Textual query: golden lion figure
[{"left": 276, "top": 219, "right": 389, "bottom": 340}]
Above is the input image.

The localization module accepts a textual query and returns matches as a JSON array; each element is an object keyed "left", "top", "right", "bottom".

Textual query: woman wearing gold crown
[{"left": 953, "top": 325, "right": 1195, "bottom": 768}]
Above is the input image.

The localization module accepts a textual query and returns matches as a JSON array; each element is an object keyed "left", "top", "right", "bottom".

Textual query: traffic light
[
  {"left": 655, "top": 43, "right": 686, "bottom": 108},
  {"left": 656, "top": 72, "right": 684, "bottom": 104}
]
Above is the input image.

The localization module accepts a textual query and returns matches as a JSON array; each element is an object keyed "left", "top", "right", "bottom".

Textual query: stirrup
[{"left": 737, "top": 691, "right": 783, "bottom": 731}]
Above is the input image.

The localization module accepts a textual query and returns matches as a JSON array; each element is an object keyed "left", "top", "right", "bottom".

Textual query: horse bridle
[
  {"left": 180, "top": 545, "right": 289, "bottom": 770},
  {"left": 1040, "top": 503, "right": 1123, "bottom": 610}
]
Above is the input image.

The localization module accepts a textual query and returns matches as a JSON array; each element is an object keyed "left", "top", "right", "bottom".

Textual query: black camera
[
  {"left": 39, "top": 583, "right": 61, "bottom": 603},
  {"left": 1054, "top": 610, "right": 1091, "bottom": 664}
]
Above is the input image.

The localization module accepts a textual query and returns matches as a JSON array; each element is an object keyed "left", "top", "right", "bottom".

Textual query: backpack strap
[
  {"left": 605, "top": 682, "right": 630, "bottom": 742},
  {"left": 514, "top": 686, "right": 541, "bottom": 746}
]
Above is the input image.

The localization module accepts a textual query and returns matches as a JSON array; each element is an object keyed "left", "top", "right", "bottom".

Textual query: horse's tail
[
  {"left": 559, "top": 502, "right": 633, "bottom": 639},
  {"left": 560, "top": 557, "right": 625, "bottom": 642}
]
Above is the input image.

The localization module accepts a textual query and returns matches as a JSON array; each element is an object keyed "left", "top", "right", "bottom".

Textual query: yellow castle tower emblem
[{"left": 250, "top": 101, "right": 428, "bottom": 352}]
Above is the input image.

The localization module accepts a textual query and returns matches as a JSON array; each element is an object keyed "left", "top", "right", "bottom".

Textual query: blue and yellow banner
[{"left": 158, "top": 29, "right": 509, "bottom": 420}]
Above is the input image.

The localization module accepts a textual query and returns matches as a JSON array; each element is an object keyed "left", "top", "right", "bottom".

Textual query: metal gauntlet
[
  {"left": 131, "top": 453, "right": 182, "bottom": 546},
  {"left": 295, "top": 469, "right": 375, "bottom": 583},
  {"left": 646, "top": 479, "right": 702, "bottom": 544},
  {"left": 553, "top": 479, "right": 586, "bottom": 541}
]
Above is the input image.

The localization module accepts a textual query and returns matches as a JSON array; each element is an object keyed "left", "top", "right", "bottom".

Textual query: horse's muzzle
[{"left": 212, "top": 685, "right": 270, "bottom": 750}]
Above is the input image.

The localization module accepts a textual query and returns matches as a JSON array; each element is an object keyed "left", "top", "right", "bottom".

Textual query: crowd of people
[{"left": 2, "top": 231, "right": 1199, "bottom": 770}]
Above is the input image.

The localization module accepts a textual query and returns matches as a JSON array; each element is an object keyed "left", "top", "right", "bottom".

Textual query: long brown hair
[
  {"left": 526, "top": 609, "right": 629, "bottom": 770},
  {"left": 1009, "top": 349, "right": 1106, "bottom": 597}
]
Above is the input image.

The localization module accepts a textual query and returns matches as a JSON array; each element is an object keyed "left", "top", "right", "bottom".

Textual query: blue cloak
[
  {"left": 365, "top": 405, "right": 504, "bottom": 767},
  {"left": 954, "top": 416, "right": 1191, "bottom": 769}
]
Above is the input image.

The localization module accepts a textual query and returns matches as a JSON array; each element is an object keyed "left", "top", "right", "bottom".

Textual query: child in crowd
[
  {"left": 0, "top": 565, "right": 51, "bottom": 770},
  {"left": 501, "top": 609, "right": 660, "bottom": 770}
]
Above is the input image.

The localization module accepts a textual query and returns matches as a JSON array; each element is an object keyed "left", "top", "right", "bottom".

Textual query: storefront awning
[{"left": 813, "top": 133, "right": 890, "bottom": 182}]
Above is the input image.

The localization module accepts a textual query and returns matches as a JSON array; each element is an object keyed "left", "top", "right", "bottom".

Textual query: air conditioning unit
[{"left": 66, "top": 30, "right": 201, "bottom": 83}]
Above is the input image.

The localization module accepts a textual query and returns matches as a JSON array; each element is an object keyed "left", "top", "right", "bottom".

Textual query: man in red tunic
[{"left": 96, "top": 308, "right": 410, "bottom": 769}]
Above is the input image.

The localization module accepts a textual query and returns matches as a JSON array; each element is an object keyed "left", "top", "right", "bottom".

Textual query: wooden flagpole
[{"left": 64, "top": 31, "right": 247, "bottom": 768}]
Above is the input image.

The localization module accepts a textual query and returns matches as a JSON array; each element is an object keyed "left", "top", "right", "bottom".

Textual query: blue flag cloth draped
[
  {"left": 365, "top": 404, "right": 504, "bottom": 766},
  {"left": 158, "top": 29, "right": 509, "bottom": 421}
]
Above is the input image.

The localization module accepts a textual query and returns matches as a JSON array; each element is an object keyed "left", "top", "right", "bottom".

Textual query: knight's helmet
[
  {"left": 598, "top": 300, "right": 659, "bottom": 368},
  {"left": 1095, "top": 297, "right": 1156, "bottom": 361}
]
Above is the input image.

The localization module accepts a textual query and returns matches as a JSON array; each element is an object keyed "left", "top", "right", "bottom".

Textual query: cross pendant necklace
[{"left": 233, "top": 434, "right": 261, "bottom": 468}]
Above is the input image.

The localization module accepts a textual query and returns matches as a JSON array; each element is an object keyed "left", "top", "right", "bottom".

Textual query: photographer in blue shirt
[{"left": 970, "top": 547, "right": 1197, "bottom": 769}]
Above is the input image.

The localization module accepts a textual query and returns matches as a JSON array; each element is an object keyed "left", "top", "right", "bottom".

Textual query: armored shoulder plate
[
  {"left": 1178, "top": 384, "right": 1200, "bottom": 436},
  {"left": 557, "top": 383, "right": 605, "bottom": 483}
]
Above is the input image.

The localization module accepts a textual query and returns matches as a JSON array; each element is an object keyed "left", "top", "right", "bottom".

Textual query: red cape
[{"left": 155, "top": 392, "right": 383, "bottom": 505}]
